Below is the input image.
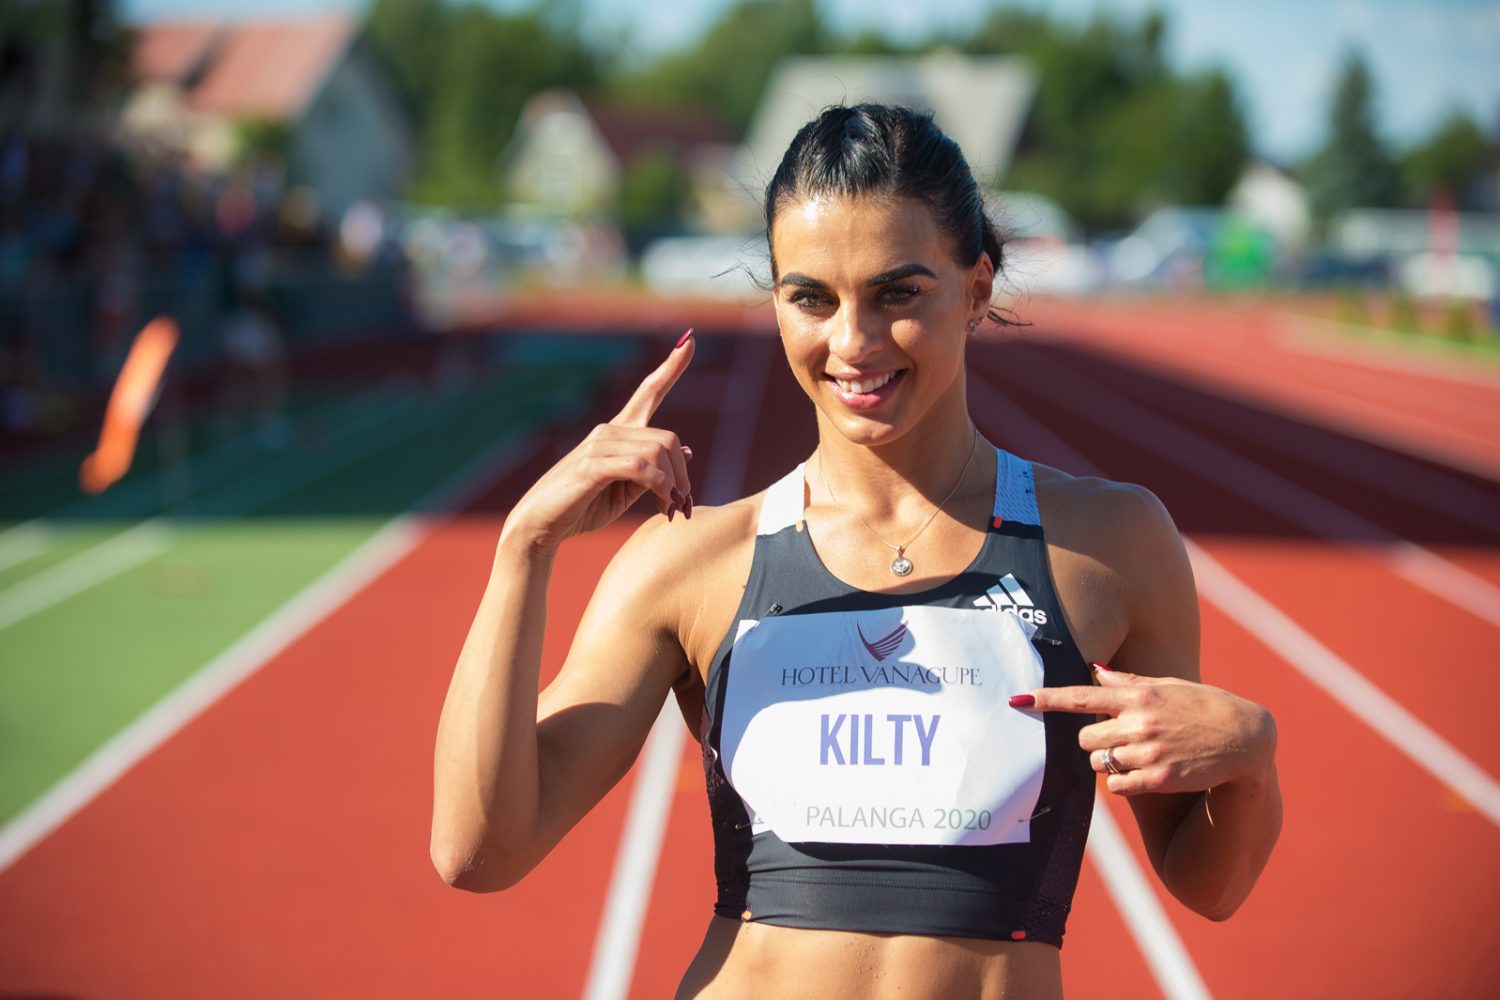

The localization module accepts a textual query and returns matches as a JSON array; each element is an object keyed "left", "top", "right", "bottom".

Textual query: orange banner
[{"left": 80, "top": 316, "right": 180, "bottom": 495}]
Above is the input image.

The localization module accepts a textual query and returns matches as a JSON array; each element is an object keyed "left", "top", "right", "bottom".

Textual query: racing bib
[{"left": 719, "top": 604, "right": 1046, "bottom": 846}]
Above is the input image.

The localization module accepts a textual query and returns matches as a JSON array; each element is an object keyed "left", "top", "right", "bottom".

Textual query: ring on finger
[{"left": 1100, "top": 746, "right": 1124, "bottom": 775}]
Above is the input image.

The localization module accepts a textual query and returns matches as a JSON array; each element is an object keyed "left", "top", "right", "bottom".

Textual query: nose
[{"left": 828, "top": 300, "right": 887, "bottom": 366}]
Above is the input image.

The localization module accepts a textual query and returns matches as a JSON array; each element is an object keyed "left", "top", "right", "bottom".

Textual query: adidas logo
[{"left": 974, "top": 573, "right": 1049, "bottom": 625}]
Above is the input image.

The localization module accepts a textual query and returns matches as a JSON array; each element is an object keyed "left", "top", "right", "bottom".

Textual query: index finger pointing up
[{"left": 614, "top": 329, "right": 695, "bottom": 427}]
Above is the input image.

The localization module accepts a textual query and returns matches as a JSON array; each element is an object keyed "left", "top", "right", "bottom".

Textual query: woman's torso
[{"left": 666, "top": 445, "right": 1132, "bottom": 999}]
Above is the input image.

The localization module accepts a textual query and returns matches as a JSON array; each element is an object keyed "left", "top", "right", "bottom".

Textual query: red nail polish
[
  {"left": 666, "top": 505, "right": 676, "bottom": 522},
  {"left": 671, "top": 487, "right": 686, "bottom": 505},
  {"left": 1092, "top": 662, "right": 1113, "bottom": 672},
  {"left": 1008, "top": 694, "right": 1035, "bottom": 708},
  {"left": 675, "top": 328, "right": 694, "bottom": 350},
  {"left": 683, "top": 494, "right": 693, "bottom": 518}
]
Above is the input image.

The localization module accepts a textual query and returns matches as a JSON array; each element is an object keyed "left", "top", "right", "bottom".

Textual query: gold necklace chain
[{"left": 817, "top": 427, "right": 980, "bottom": 577}]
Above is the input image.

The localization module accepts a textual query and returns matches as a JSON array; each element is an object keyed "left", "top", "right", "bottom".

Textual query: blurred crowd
[{"left": 0, "top": 128, "right": 408, "bottom": 445}]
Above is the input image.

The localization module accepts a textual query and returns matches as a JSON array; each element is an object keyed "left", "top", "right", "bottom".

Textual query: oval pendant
[{"left": 891, "top": 555, "right": 914, "bottom": 576}]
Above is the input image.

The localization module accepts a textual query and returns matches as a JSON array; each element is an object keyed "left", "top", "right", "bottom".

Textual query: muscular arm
[
  {"left": 430, "top": 515, "right": 692, "bottom": 892},
  {"left": 430, "top": 333, "right": 704, "bottom": 893},
  {"left": 1107, "top": 485, "right": 1283, "bottom": 920},
  {"left": 1025, "top": 478, "right": 1281, "bottom": 919}
]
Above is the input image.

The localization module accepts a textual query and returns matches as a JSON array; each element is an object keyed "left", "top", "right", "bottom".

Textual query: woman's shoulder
[
  {"left": 603, "top": 488, "right": 767, "bottom": 599},
  {"left": 1030, "top": 460, "right": 1182, "bottom": 556},
  {"left": 602, "top": 488, "right": 771, "bottom": 669}
]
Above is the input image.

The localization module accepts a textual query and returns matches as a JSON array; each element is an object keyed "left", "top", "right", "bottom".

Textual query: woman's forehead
[{"left": 770, "top": 194, "right": 946, "bottom": 274}]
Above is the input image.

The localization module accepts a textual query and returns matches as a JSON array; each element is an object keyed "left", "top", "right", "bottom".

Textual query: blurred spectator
[{"left": 216, "top": 289, "right": 290, "bottom": 451}]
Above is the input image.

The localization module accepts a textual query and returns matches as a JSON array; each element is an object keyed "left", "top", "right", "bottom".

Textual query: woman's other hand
[
  {"left": 1012, "top": 667, "right": 1278, "bottom": 798},
  {"left": 502, "top": 330, "right": 696, "bottom": 553}
]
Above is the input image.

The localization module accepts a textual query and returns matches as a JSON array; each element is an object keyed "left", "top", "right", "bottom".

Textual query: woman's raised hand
[{"left": 502, "top": 331, "right": 696, "bottom": 554}]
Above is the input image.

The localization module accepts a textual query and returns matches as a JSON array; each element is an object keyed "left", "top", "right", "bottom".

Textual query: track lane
[
  {"left": 971, "top": 344, "right": 1500, "bottom": 775},
  {"left": 1020, "top": 300, "right": 1500, "bottom": 477},
  {"left": 0, "top": 512, "right": 640, "bottom": 998},
  {"left": 5, "top": 308, "right": 1496, "bottom": 999},
  {"left": 967, "top": 349, "right": 1500, "bottom": 997}
]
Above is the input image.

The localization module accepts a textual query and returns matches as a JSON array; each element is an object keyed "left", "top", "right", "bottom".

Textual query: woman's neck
[{"left": 811, "top": 402, "right": 988, "bottom": 520}]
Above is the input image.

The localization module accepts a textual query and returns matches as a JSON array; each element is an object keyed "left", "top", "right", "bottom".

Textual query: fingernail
[
  {"left": 666, "top": 504, "right": 676, "bottom": 522},
  {"left": 1008, "top": 694, "right": 1035, "bottom": 709},
  {"left": 683, "top": 493, "right": 693, "bottom": 519},
  {"left": 1092, "top": 662, "right": 1113, "bottom": 672},
  {"left": 681, "top": 445, "right": 694, "bottom": 462},
  {"left": 675, "top": 328, "right": 694, "bottom": 350},
  {"left": 671, "top": 487, "right": 686, "bottom": 506}
]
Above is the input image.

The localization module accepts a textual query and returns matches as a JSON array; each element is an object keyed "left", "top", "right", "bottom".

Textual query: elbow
[
  {"left": 1197, "top": 895, "right": 1246, "bottom": 923},
  {"left": 429, "top": 837, "right": 534, "bottom": 893}
]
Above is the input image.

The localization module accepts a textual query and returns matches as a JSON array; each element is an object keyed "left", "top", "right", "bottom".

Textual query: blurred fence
[{"left": 2, "top": 246, "right": 413, "bottom": 394}]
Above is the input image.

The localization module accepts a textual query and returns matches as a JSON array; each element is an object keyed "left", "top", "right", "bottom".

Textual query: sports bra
[{"left": 699, "top": 447, "right": 1096, "bottom": 947}]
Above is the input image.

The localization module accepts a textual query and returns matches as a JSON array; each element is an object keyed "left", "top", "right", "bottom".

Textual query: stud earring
[{"left": 966, "top": 319, "right": 980, "bottom": 334}]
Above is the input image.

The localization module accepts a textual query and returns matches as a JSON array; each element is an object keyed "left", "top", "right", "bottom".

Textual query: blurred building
[
  {"left": 1228, "top": 160, "right": 1311, "bottom": 250},
  {"left": 120, "top": 13, "right": 415, "bottom": 213},
  {"left": 502, "top": 90, "right": 736, "bottom": 229},
  {"left": 730, "top": 52, "right": 1037, "bottom": 228}
]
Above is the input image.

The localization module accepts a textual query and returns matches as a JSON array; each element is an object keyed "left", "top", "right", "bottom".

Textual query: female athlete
[{"left": 431, "top": 103, "right": 1282, "bottom": 999}]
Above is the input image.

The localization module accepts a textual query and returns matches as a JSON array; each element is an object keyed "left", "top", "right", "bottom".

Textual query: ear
[{"left": 967, "top": 252, "right": 996, "bottom": 326}]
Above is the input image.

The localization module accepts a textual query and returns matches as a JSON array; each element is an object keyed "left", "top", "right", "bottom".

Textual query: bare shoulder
[
  {"left": 598, "top": 490, "right": 763, "bottom": 673},
  {"left": 1031, "top": 461, "right": 1182, "bottom": 566},
  {"left": 1028, "top": 461, "right": 1193, "bottom": 672}
]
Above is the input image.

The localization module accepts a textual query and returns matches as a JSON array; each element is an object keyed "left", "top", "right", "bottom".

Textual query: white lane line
[
  {"left": 0, "top": 520, "right": 52, "bottom": 573},
  {"left": 582, "top": 336, "right": 772, "bottom": 1000},
  {"left": 1010, "top": 350, "right": 1500, "bottom": 631},
  {"left": 1068, "top": 365, "right": 1500, "bottom": 536},
  {"left": 0, "top": 389, "right": 438, "bottom": 635},
  {"left": 0, "top": 431, "right": 543, "bottom": 874},
  {"left": 0, "top": 521, "right": 173, "bottom": 632},
  {"left": 1042, "top": 320, "right": 1500, "bottom": 483},
  {"left": 1088, "top": 801, "right": 1213, "bottom": 1000},
  {"left": 0, "top": 386, "right": 416, "bottom": 562},
  {"left": 970, "top": 372, "right": 1500, "bottom": 827},
  {"left": 1187, "top": 542, "right": 1500, "bottom": 826},
  {"left": 968, "top": 376, "right": 1211, "bottom": 997},
  {"left": 581, "top": 707, "right": 688, "bottom": 1000}
]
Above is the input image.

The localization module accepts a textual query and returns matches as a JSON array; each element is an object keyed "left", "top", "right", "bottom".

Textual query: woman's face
[{"left": 770, "top": 194, "right": 994, "bottom": 449}]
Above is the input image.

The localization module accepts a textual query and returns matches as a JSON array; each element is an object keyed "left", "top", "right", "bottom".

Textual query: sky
[{"left": 119, "top": 0, "right": 1500, "bottom": 162}]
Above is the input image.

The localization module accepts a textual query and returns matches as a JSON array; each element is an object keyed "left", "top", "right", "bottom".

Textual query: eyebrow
[{"left": 778, "top": 263, "right": 938, "bottom": 289}]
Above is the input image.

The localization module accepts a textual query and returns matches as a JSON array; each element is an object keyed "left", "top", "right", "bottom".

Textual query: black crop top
[{"left": 699, "top": 448, "right": 1095, "bottom": 947}]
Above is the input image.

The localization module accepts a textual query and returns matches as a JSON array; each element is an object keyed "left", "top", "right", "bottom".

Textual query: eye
[
  {"left": 878, "top": 283, "right": 921, "bottom": 305},
  {"left": 787, "top": 288, "right": 830, "bottom": 311}
]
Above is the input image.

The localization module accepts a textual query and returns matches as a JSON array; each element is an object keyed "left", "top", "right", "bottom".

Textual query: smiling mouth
[{"left": 828, "top": 369, "right": 904, "bottom": 394}]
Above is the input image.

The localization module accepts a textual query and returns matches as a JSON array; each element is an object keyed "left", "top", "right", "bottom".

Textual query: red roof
[
  {"left": 131, "top": 21, "right": 219, "bottom": 83},
  {"left": 580, "top": 98, "right": 734, "bottom": 164},
  {"left": 131, "top": 13, "right": 358, "bottom": 121}
]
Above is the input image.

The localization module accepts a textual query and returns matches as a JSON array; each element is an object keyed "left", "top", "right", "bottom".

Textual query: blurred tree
[
  {"left": 233, "top": 117, "right": 290, "bottom": 165},
  {"left": 365, "top": 0, "right": 449, "bottom": 107},
  {"left": 618, "top": 147, "right": 687, "bottom": 231},
  {"left": 1400, "top": 109, "right": 1495, "bottom": 210},
  {"left": 365, "top": 0, "right": 600, "bottom": 205},
  {"left": 974, "top": 8, "right": 1246, "bottom": 231},
  {"left": 615, "top": 0, "right": 826, "bottom": 136},
  {"left": 1301, "top": 49, "right": 1401, "bottom": 218},
  {"left": 1167, "top": 68, "right": 1250, "bottom": 205}
]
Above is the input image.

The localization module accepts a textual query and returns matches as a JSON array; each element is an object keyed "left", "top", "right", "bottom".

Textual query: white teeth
[{"left": 835, "top": 371, "right": 897, "bottom": 394}]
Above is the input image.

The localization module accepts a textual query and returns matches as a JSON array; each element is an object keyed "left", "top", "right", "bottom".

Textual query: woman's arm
[
  {"left": 430, "top": 336, "right": 698, "bottom": 892},
  {"left": 1017, "top": 484, "right": 1282, "bottom": 919}
]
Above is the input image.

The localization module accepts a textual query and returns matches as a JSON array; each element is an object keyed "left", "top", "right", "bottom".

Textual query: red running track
[{"left": 2, "top": 301, "right": 1497, "bottom": 998}]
